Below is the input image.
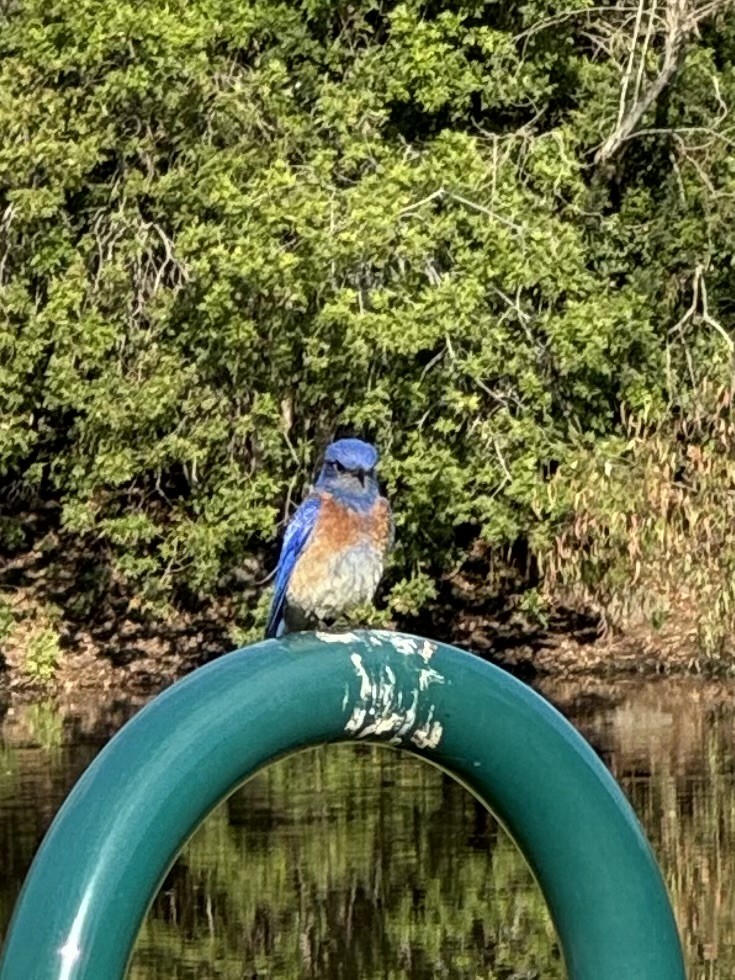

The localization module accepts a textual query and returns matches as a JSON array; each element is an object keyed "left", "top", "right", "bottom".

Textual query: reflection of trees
[
  {"left": 542, "top": 678, "right": 735, "bottom": 980},
  {"left": 612, "top": 699, "right": 735, "bottom": 980},
  {"left": 130, "top": 744, "right": 563, "bottom": 979},
  {"left": 0, "top": 707, "right": 106, "bottom": 942},
  {"left": 4, "top": 682, "right": 732, "bottom": 978}
]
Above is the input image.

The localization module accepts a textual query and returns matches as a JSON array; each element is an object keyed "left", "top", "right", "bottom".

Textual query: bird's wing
[{"left": 265, "top": 494, "right": 322, "bottom": 638}]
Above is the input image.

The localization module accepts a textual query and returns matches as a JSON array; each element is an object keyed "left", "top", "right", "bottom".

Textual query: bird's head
[{"left": 316, "top": 438, "right": 380, "bottom": 500}]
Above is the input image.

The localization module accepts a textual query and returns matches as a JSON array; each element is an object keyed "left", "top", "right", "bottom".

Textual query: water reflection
[
  {"left": 539, "top": 678, "right": 735, "bottom": 980},
  {"left": 131, "top": 744, "right": 562, "bottom": 979},
  {"left": 0, "top": 678, "right": 732, "bottom": 978}
]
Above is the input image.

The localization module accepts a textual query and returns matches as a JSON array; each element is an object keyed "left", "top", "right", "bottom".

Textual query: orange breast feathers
[
  {"left": 289, "top": 493, "right": 392, "bottom": 591},
  {"left": 315, "top": 493, "right": 392, "bottom": 552}
]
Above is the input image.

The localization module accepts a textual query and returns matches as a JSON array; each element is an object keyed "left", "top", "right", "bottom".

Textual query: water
[{"left": 0, "top": 677, "right": 732, "bottom": 978}]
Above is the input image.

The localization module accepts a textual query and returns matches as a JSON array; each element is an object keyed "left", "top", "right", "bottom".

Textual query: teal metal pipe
[{"left": 0, "top": 631, "right": 685, "bottom": 979}]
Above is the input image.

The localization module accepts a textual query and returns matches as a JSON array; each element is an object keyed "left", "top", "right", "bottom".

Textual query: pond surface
[{"left": 0, "top": 675, "right": 732, "bottom": 978}]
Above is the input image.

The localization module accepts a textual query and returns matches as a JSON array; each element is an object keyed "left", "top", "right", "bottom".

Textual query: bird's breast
[{"left": 287, "top": 493, "right": 390, "bottom": 620}]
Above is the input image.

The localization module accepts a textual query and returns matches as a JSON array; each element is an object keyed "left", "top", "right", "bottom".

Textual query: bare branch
[
  {"left": 632, "top": 0, "right": 658, "bottom": 106},
  {"left": 616, "top": 0, "right": 647, "bottom": 134},
  {"left": 397, "top": 187, "right": 523, "bottom": 233},
  {"left": 670, "top": 264, "right": 733, "bottom": 351},
  {"left": 0, "top": 203, "right": 16, "bottom": 284},
  {"left": 447, "top": 192, "right": 524, "bottom": 234},
  {"left": 398, "top": 188, "right": 446, "bottom": 216},
  {"left": 595, "top": 0, "right": 692, "bottom": 165}
]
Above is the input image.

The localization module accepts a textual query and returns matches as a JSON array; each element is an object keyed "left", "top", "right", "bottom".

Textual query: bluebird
[{"left": 265, "top": 438, "right": 393, "bottom": 638}]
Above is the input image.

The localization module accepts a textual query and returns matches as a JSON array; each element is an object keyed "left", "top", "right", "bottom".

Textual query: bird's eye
[{"left": 334, "top": 461, "right": 346, "bottom": 473}]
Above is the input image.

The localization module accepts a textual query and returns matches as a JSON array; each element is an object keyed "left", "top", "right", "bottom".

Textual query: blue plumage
[
  {"left": 265, "top": 438, "right": 392, "bottom": 638},
  {"left": 322, "top": 438, "right": 377, "bottom": 473},
  {"left": 265, "top": 495, "right": 321, "bottom": 639}
]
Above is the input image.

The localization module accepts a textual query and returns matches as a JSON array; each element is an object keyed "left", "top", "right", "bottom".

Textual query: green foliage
[
  {"left": 387, "top": 571, "right": 437, "bottom": 617},
  {"left": 1, "top": 0, "right": 734, "bottom": 645},
  {"left": 23, "top": 627, "right": 61, "bottom": 684},
  {"left": 0, "top": 595, "right": 12, "bottom": 645}
]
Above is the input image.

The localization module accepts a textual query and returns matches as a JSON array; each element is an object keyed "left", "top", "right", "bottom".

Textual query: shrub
[{"left": 1, "top": 0, "right": 733, "bottom": 647}]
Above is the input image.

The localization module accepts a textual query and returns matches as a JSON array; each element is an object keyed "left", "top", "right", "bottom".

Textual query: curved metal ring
[{"left": 0, "top": 631, "right": 685, "bottom": 979}]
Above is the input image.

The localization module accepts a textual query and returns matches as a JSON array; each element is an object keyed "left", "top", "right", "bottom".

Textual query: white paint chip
[
  {"left": 343, "top": 647, "right": 444, "bottom": 749},
  {"left": 391, "top": 635, "right": 419, "bottom": 655},
  {"left": 411, "top": 720, "right": 444, "bottom": 750},
  {"left": 345, "top": 706, "right": 367, "bottom": 733},
  {"left": 350, "top": 653, "right": 372, "bottom": 701},
  {"left": 418, "top": 667, "right": 444, "bottom": 691},
  {"left": 420, "top": 640, "right": 437, "bottom": 661},
  {"left": 368, "top": 631, "right": 437, "bottom": 661},
  {"left": 316, "top": 631, "right": 360, "bottom": 643}
]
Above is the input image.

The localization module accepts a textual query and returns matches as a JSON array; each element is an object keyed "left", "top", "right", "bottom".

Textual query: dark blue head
[{"left": 316, "top": 438, "right": 380, "bottom": 506}]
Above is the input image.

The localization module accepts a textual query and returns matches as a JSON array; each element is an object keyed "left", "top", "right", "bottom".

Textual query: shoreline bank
[{"left": 1, "top": 616, "right": 729, "bottom": 705}]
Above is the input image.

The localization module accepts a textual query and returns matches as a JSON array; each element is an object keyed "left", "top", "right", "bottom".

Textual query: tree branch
[{"left": 595, "top": 0, "right": 692, "bottom": 165}]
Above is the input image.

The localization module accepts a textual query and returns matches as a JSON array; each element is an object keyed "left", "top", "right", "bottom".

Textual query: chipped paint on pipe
[
  {"left": 344, "top": 645, "right": 444, "bottom": 745},
  {"left": 0, "top": 630, "right": 685, "bottom": 980}
]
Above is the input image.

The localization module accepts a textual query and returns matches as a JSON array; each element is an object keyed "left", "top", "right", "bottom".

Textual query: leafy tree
[{"left": 1, "top": 0, "right": 733, "bottom": 654}]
